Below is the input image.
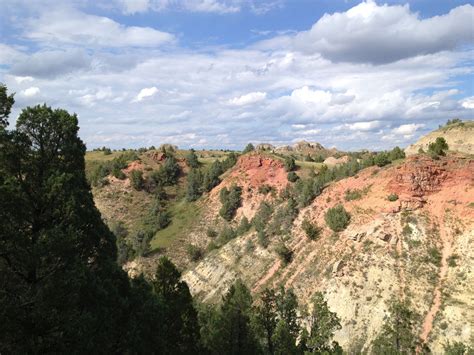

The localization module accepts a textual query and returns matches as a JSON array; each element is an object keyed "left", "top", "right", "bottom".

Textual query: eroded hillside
[{"left": 182, "top": 153, "right": 474, "bottom": 352}]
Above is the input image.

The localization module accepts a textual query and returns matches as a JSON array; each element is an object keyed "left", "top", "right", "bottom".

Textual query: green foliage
[
  {"left": 253, "top": 201, "right": 274, "bottom": 233},
  {"left": 185, "top": 148, "right": 200, "bottom": 168},
  {"left": 152, "top": 257, "right": 201, "bottom": 353},
  {"left": 306, "top": 292, "right": 342, "bottom": 353},
  {"left": 267, "top": 198, "right": 299, "bottom": 236},
  {"left": 219, "top": 184, "right": 242, "bottom": 221},
  {"left": 388, "top": 193, "right": 399, "bottom": 201},
  {"left": 444, "top": 341, "right": 473, "bottom": 355},
  {"left": 275, "top": 243, "right": 293, "bottom": 264},
  {"left": 426, "top": 247, "right": 442, "bottom": 267},
  {"left": 160, "top": 156, "right": 181, "bottom": 185},
  {"left": 206, "top": 227, "right": 218, "bottom": 238},
  {"left": 258, "top": 184, "right": 275, "bottom": 194},
  {"left": 287, "top": 171, "right": 299, "bottom": 182},
  {"left": 109, "top": 220, "right": 131, "bottom": 264},
  {"left": 0, "top": 83, "right": 14, "bottom": 127},
  {"left": 130, "top": 169, "right": 144, "bottom": 190},
  {"left": 374, "top": 152, "right": 390, "bottom": 167},
  {"left": 258, "top": 230, "right": 269, "bottom": 248},
  {"left": 388, "top": 146, "right": 405, "bottom": 161},
  {"left": 302, "top": 218, "right": 321, "bottom": 240},
  {"left": 344, "top": 188, "right": 362, "bottom": 201},
  {"left": 284, "top": 156, "right": 296, "bottom": 172},
  {"left": 200, "top": 280, "right": 260, "bottom": 354},
  {"left": 371, "top": 301, "right": 419, "bottom": 355},
  {"left": 243, "top": 143, "right": 255, "bottom": 154},
  {"left": 103, "top": 147, "right": 112, "bottom": 155},
  {"left": 428, "top": 137, "right": 449, "bottom": 157},
  {"left": 325, "top": 205, "right": 351, "bottom": 232},
  {"left": 186, "top": 244, "right": 203, "bottom": 261},
  {"left": 237, "top": 216, "right": 251, "bottom": 235},
  {"left": 186, "top": 168, "right": 203, "bottom": 201},
  {"left": 445, "top": 118, "right": 462, "bottom": 126},
  {"left": 87, "top": 151, "right": 139, "bottom": 186}
]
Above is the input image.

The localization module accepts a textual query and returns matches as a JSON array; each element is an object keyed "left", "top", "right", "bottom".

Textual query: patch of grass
[
  {"left": 447, "top": 254, "right": 459, "bottom": 267},
  {"left": 150, "top": 199, "right": 203, "bottom": 249},
  {"left": 468, "top": 202, "right": 474, "bottom": 208}
]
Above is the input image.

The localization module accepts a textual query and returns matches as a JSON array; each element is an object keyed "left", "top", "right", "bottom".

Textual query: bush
[
  {"left": 237, "top": 216, "right": 251, "bottom": 235},
  {"left": 426, "top": 247, "right": 442, "bottom": 267},
  {"left": 275, "top": 243, "right": 293, "bottom": 264},
  {"left": 130, "top": 170, "right": 144, "bottom": 190},
  {"left": 374, "top": 152, "right": 390, "bottom": 167},
  {"left": 257, "top": 230, "right": 269, "bottom": 248},
  {"left": 206, "top": 228, "right": 218, "bottom": 239},
  {"left": 325, "top": 205, "right": 351, "bottom": 232},
  {"left": 258, "top": 184, "right": 274, "bottom": 194},
  {"left": 428, "top": 137, "right": 449, "bottom": 157},
  {"left": 344, "top": 189, "right": 362, "bottom": 201},
  {"left": 219, "top": 184, "right": 242, "bottom": 221},
  {"left": 186, "top": 168, "right": 203, "bottom": 201},
  {"left": 242, "top": 143, "right": 255, "bottom": 154},
  {"left": 388, "top": 146, "right": 405, "bottom": 161},
  {"left": 284, "top": 157, "right": 296, "bottom": 172},
  {"left": 387, "top": 193, "right": 398, "bottom": 201},
  {"left": 287, "top": 171, "right": 299, "bottom": 182},
  {"left": 302, "top": 219, "right": 321, "bottom": 240},
  {"left": 186, "top": 244, "right": 203, "bottom": 262},
  {"left": 252, "top": 201, "right": 273, "bottom": 232},
  {"left": 103, "top": 147, "right": 112, "bottom": 155},
  {"left": 185, "top": 149, "right": 200, "bottom": 169}
]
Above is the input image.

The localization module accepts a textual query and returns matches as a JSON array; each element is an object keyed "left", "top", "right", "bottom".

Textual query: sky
[{"left": 0, "top": 0, "right": 473, "bottom": 151}]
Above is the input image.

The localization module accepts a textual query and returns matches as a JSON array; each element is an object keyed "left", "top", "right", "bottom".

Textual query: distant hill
[{"left": 405, "top": 120, "right": 474, "bottom": 156}]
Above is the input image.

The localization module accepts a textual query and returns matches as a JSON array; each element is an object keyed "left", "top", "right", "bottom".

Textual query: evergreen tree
[
  {"left": 371, "top": 301, "right": 419, "bottom": 355},
  {"left": 306, "top": 292, "right": 342, "bottom": 354},
  {"left": 243, "top": 143, "right": 255, "bottom": 154},
  {"left": 0, "top": 83, "right": 14, "bottom": 127},
  {"left": 152, "top": 257, "right": 201, "bottom": 353},
  {"left": 186, "top": 148, "right": 200, "bottom": 169},
  {"left": 272, "top": 320, "right": 299, "bottom": 355},
  {"left": 186, "top": 168, "right": 203, "bottom": 201},
  {"left": 0, "top": 103, "right": 131, "bottom": 352}
]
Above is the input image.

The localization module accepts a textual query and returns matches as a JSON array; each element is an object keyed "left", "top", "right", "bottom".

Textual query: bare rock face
[
  {"left": 256, "top": 143, "right": 275, "bottom": 151},
  {"left": 292, "top": 140, "right": 325, "bottom": 152},
  {"left": 323, "top": 155, "right": 350, "bottom": 167},
  {"left": 148, "top": 151, "right": 167, "bottom": 162}
]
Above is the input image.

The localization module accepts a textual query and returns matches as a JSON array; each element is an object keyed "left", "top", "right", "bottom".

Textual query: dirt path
[
  {"left": 252, "top": 260, "right": 281, "bottom": 292},
  {"left": 418, "top": 210, "right": 452, "bottom": 347}
]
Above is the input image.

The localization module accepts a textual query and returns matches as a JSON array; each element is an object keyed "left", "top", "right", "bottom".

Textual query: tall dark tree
[
  {"left": 186, "top": 148, "right": 200, "bottom": 169},
  {"left": 186, "top": 168, "right": 203, "bottom": 201},
  {"left": 0, "top": 83, "right": 14, "bottom": 127},
  {"left": 152, "top": 257, "right": 201, "bottom": 354},
  {"left": 0, "top": 104, "right": 131, "bottom": 352}
]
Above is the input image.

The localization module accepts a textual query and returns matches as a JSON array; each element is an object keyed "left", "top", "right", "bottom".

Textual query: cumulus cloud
[
  {"left": 133, "top": 87, "right": 159, "bottom": 102},
  {"left": 392, "top": 123, "right": 425, "bottom": 136},
  {"left": 461, "top": 96, "right": 474, "bottom": 109},
  {"left": 25, "top": 8, "right": 174, "bottom": 48},
  {"left": 347, "top": 121, "right": 381, "bottom": 131},
  {"left": 229, "top": 92, "right": 267, "bottom": 106},
  {"left": 21, "top": 87, "right": 40, "bottom": 97},
  {"left": 258, "top": 1, "right": 474, "bottom": 64},
  {"left": 11, "top": 49, "right": 91, "bottom": 78}
]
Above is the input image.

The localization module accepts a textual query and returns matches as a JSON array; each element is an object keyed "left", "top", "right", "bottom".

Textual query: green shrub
[
  {"left": 185, "top": 149, "right": 200, "bottom": 169},
  {"left": 302, "top": 218, "right": 321, "bottom": 240},
  {"left": 242, "top": 143, "right": 255, "bottom": 154},
  {"left": 258, "top": 184, "right": 274, "bottom": 194},
  {"left": 374, "top": 152, "right": 390, "bottom": 167},
  {"left": 112, "top": 167, "right": 126, "bottom": 180},
  {"left": 344, "top": 189, "right": 362, "bottom": 201},
  {"left": 275, "top": 243, "right": 293, "bottom": 264},
  {"left": 237, "top": 216, "right": 251, "bottom": 235},
  {"left": 428, "top": 137, "right": 449, "bottom": 157},
  {"left": 325, "top": 205, "right": 351, "bottom": 232},
  {"left": 257, "top": 230, "right": 269, "bottom": 248},
  {"left": 284, "top": 157, "right": 296, "bottom": 172},
  {"left": 206, "top": 227, "right": 218, "bottom": 239},
  {"left": 287, "top": 171, "right": 299, "bottom": 182},
  {"left": 130, "top": 170, "right": 144, "bottom": 190},
  {"left": 219, "top": 184, "right": 242, "bottom": 221},
  {"left": 426, "top": 247, "right": 442, "bottom": 267},
  {"left": 387, "top": 193, "right": 398, "bottom": 201},
  {"left": 186, "top": 244, "right": 203, "bottom": 262}
]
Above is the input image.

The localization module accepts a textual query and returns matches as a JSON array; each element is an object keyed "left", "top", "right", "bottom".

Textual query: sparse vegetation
[
  {"left": 287, "top": 171, "right": 299, "bottom": 182},
  {"left": 219, "top": 184, "right": 242, "bottom": 221},
  {"left": 428, "top": 137, "right": 449, "bottom": 158},
  {"left": 275, "top": 242, "right": 293, "bottom": 264},
  {"left": 302, "top": 218, "right": 321, "bottom": 240},
  {"left": 325, "top": 205, "right": 351, "bottom": 232},
  {"left": 187, "top": 244, "right": 204, "bottom": 261},
  {"left": 387, "top": 193, "right": 399, "bottom": 201},
  {"left": 130, "top": 169, "right": 145, "bottom": 190}
]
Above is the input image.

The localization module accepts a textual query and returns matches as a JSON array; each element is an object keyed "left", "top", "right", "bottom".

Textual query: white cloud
[
  {"left": 347, "top": 121, "right": 381, "bottom": 131},
  {"left": 25, "top": 9, "right": 174, "bottom": 48},
  {"left": 22, "top": 87, "right": 40, "bottom": 97},
  {"left": 258, "top": 2, "right": 474, "bottom": 64},
  {"left": 229, "top": 91, "right": 267, "bottom": 106},
  {"left": 133, "top": 87, "right": 159, "bottom": 102},
  {"left": 14, "top": 76, "right": 34, "bottom": 84},
  {"left": 461, "top": 96, "right": 474, "bottom": 109},
  {"left": 392, "top": 123, "right": 424, "bottom": 136}
]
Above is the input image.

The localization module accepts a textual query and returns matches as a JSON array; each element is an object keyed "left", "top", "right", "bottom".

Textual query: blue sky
[{"left": 0, "top": 0, "right": 473, "bottom": 150}]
